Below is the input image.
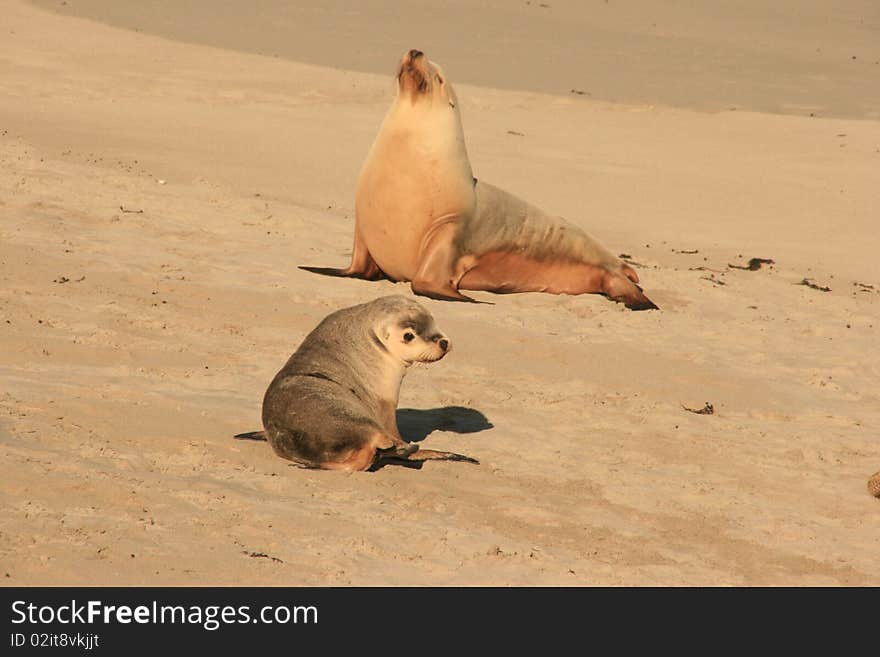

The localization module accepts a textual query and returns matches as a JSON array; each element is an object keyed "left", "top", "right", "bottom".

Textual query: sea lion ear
[{"left": 380, "top": 324, "right": 391, "bottom": 341}]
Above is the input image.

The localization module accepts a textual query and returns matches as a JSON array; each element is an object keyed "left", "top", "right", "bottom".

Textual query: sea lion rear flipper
[
  {"left": 411, "top": 282, "right": 478, "bottom": 303},
  {"left": 605, "top": 273, "right": 659, "bottom": 311}
]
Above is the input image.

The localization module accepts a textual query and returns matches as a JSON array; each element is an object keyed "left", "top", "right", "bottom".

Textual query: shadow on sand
[
  {"left": 368, "top": 406, "right": 492, "bottom": 471},
  {"left": 396, "top": 405, "right": 493, "bottom": 444}
]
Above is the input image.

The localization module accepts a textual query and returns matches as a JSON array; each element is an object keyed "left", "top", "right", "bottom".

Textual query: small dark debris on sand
[
  {"left": 728, "top": 257, "right": 774, "bottom": 271},
  {"left": 618, "top": 253, "right": 646, "bottom": 267},
  {"left": 854, "top": 282, "right": 875, "bottom": 292},
  {"left": 673, "top": 248, "right": 699, "bottom": 254},
  {"left": 53, "top": 276, "right": 69, "bottom": 284},
  {"left": 507, "top": 130, "right": 524, "bottom": 136},
  {"left": 570, "top": 89, "right": 589, "bottom": 96},
  {"left": 700, "top": 274, "right": 726, "bottom": 286},
  {"left": 800, "top": 278, "right": 831, "bottom": 292},
  {"left": 119, "top": 205, "right": 143, "bottom": 214},
  {"left": 243, "top": 551, "right": 283, "bottom": 563},
  {"left": 682, "top": 402, "right": 714, "bottom": 415}
]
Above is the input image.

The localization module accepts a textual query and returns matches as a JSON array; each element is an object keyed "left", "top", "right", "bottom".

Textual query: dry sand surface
[{"left": 1, "top": 0, "right": 879, "bottom": 585}]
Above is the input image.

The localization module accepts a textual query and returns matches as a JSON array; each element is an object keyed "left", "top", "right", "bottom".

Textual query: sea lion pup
[
  {"left": 259, "top": 295, "right": 477, "bottom": 471},
  {"left": 301, "top": 49, "right": 657, "bottom": 310}
]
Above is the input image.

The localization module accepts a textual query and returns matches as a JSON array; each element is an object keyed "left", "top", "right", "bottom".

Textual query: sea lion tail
[{"left": 233, "top": 431, "right": 267, "bottom": 441}]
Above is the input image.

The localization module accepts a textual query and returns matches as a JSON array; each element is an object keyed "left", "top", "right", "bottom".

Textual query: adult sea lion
[
  {"left": 253, "top": 295, "right": 477, "bottom": 471},
  {"left": 302, "top": 49, "right": 657, "bottom": 310}
]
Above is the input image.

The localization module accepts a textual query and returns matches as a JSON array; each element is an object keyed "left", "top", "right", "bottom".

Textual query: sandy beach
[{"left": 1, "top": 0, "right": 879, "bottom": 585}]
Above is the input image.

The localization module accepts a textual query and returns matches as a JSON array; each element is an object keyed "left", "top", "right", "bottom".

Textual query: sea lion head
[
  {"left": 396, "top": 49, "right": 458, "bottom": 109},
  {"left": 371, "top": 295, "right": 451, "bottom": 364}
]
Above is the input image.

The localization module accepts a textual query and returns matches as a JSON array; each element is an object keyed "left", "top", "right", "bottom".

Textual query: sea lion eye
[{"left": 403, "top": 332, "right": 415, "bottom": 343}]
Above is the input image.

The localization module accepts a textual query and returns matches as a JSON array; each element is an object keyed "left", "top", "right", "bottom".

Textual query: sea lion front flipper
[
  {"left": 299, "top": 226, "right": 384, "bottom": 280},
  {"left": 411, "top": 220, "right": 478, "bottom": 302},
  {"left": 406, "top": 448, "right": 479, "bottom": 464},
  {"left": 233, "top": 431, "right": 267, "bottom": 441},
  {"left": 375, "top": 448, "right": 479, "bottom": 469}
]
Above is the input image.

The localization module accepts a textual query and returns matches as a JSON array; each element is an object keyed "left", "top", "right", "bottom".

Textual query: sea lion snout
[
  {"left": 420, "top": 333, "right": 451, "bottom": 361},
  {"left": 400, "top": 48, "right": 425, "bottom": 70},
  {"left": 397, "top": 49, "right": 432, "bottom": 97}
]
